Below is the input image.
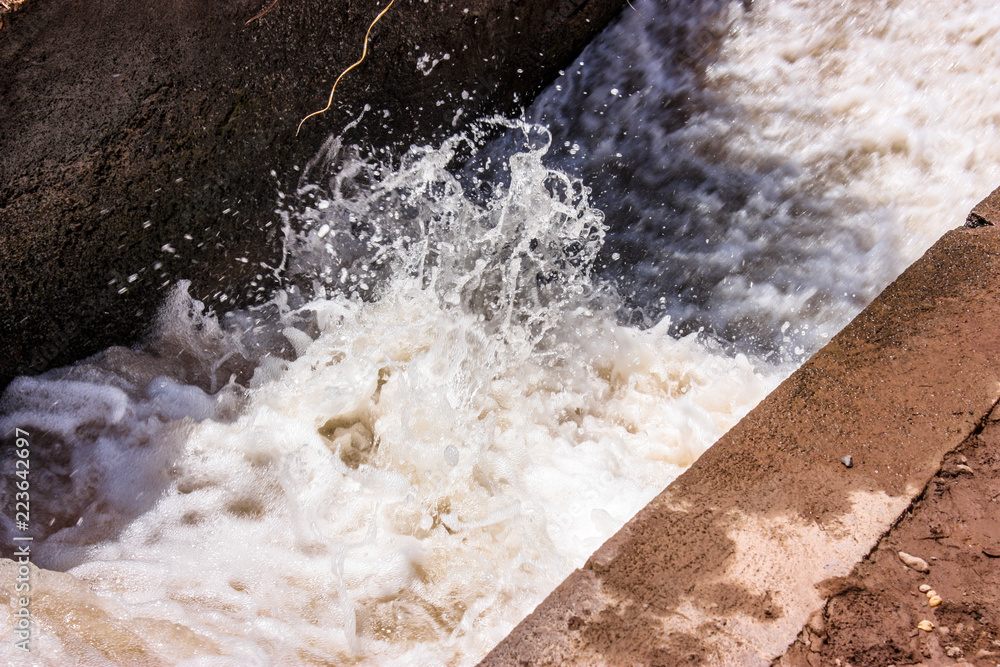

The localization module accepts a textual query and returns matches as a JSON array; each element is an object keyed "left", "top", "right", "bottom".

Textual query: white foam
[
  {"left": 529, "top": 0, "right": 1000, "bottom": 356},
  {"left": 5, "top": 0, "right": 1000, "bottom": 663},
  {"left": 1, "top": 128, "right": 778, "bottom": 665}
]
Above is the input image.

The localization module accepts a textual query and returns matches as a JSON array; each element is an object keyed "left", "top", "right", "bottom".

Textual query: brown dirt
[{"left": 777, "top": 406, "right": 1000, "bottom": 667}]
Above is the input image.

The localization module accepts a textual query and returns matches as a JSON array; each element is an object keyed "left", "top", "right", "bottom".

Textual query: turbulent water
[
  {"left": 530, "top": 0, "right": 1000, "bottom": 355},
  {"left": 2, "top": 0, "right": 999, "bottom": 664}
]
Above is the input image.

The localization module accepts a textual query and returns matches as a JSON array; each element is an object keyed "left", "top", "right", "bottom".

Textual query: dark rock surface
[{"left": 0, "top": 0, "right": 624, "bottom": 389}]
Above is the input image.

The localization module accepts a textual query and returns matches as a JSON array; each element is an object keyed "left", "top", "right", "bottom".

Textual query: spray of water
[
  {"left": 530, "top": 0, "right": 1000, "bottom": 355},
  {"left": 0, "top": 125, "right": 776, "bottom": 665},
  {"left": 5, "top": 0, "right": 999, "bottom": 661}
]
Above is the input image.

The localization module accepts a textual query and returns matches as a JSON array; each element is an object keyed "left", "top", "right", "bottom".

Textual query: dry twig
[
  {"left": 296, "top": 0, "right": 396, "bottom": 136},
  {"left": 245, "top": 0, "right": 280, "bottom": 25}
]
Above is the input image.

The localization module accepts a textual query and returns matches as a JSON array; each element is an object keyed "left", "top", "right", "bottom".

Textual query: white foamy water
[
  {"left": 530, "top": 0, "right": 1000, "bottom": 355},
  {"left": 0, "top": 129, "right": 777, "bottom": 665},
  {"left": 3, "top": 0, "right": 1000, "bottom": 664}
]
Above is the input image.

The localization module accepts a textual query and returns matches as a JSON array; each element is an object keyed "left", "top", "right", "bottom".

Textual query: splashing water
[
  {"left": 3, "top": 0, "right": 1000, "bottom": 663},
  {"left": 530, "top": 0, "right": 1000, "bottom": 355},
  {"left": 0, "top": 125, "right": 777, "bottom": 665}
]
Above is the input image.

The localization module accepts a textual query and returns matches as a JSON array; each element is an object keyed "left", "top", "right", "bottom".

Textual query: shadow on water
[
  {"left": 525, "top": 0, "right": 899, "bottom": 360},
  {"left": 0, "top": 289, "right": 305, "bottom": 570},
  {"left": 273, "top": 0, "right": 903, "bottom": 366}
]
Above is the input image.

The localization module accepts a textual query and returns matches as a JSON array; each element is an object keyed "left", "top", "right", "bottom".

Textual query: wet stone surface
[{"left": 0, "top": 0, "right": 624, "bottom": 390}]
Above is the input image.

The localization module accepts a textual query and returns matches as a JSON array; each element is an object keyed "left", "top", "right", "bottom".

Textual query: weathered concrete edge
[{"left": 479, "top": 185, "right": 1000, "bottom": 666}]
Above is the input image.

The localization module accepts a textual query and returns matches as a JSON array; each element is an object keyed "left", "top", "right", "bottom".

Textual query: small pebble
[
  {"left": 899, "top": 551, "right": 931, "bottom": 573},
  {"left": 956, "top": 463, "right": 974, "bottom": 474},
  {"left": 807, "top": 610, "right": 825, "bottom": 635},
  {"left": 918, "top": 584, "right": 932, "bottom": 593},
  {"left": 929, "top": 595, "right": 943, "bottom": 607},
  {"left": 841, "top": 455, "right": 853, "bottom": 468},
  {"left": 917, "top": 620, "right": 934, "bottom": 632}
]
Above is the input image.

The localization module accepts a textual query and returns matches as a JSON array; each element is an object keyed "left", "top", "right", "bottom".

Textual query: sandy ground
[{"left": 777, "top": 405, "right": 1000, "bottom": 667}]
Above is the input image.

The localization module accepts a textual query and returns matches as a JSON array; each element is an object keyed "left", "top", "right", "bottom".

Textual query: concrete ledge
[
  {"left": 479, "top": 186, "right": 1000, "bottom": 666},
  {"left": 776, "top": 404, "right": 1000, "bottom": 664}
]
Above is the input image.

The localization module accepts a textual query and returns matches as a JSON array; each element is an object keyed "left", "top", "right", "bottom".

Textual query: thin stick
[
  {"left": 296, "top": 0, "right": 396, "bottom": 136},
  {"left": 245, "top": 0, "right": 280, "bottom": 25}
]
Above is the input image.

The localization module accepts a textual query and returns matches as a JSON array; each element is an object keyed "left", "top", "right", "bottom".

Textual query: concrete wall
[{"left": 479, "top": 186, "right": 1000, "bottom": 665}]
